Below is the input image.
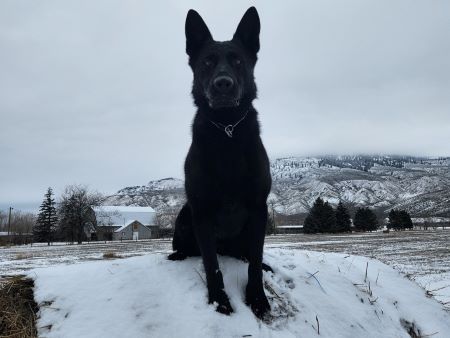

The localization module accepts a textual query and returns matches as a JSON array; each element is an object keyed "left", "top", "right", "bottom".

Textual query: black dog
[{"left": 168, "top": 7, "right": 271, "bottom": 318}]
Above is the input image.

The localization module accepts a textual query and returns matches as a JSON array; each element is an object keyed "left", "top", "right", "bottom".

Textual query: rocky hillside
[
  {"left": 104, "top": 177, "right": 185, "bottom": 214},
  {"left": 103, "top": 156, "right": 450, "bottom": 218}
]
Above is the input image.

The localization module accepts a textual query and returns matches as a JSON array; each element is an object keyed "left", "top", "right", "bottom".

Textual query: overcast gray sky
[{"left": 1, "top": 0, "right": 449, "bottom": 209}]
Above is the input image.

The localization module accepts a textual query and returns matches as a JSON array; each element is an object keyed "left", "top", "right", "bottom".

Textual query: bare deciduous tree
[
  {"left": 58, "top": 185, "right": 103, "bottom": 244},
  {"left": 0, "top": 210, "right": 7, "bottom": 231},
  {"left": 154, "top": 208, "right": 178, "bottom": 229},
  {"left": 2, "top": 210, "right": 36, "bottom": 245}
]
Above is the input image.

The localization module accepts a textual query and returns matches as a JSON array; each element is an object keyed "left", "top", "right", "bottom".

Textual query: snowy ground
[
  {"left": 31, "top": 249, "right": 450, "bottom": 338},
  {"left": 0, "top": 239, "right": 171, "bottom": 275},
  {"left": 1, "top": 230, "right": 449, "bottom": 307},
  {"left": 267, "top": 230, "right": 450, "bottom": 307}
]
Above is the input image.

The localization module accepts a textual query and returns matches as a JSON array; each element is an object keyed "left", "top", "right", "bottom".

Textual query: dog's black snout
[{"left": 213, "top": 75, "right": 234, "bottom": 94}]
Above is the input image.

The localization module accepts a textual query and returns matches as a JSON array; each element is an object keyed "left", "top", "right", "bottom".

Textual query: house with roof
[{"left": 92, "top": 206, "right": 158, "bottom": 241}]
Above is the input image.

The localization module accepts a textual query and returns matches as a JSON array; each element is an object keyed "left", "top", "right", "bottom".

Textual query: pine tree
[
  {"left": 353, "top": 208, "right": 365, "bottom": 231},
  {"left": 353, "top": 207, "right": 378, "bottom": 232},
  {"left": 304, "top": 197, "right": 324, "bottom": 234},
  {"left": 320, "top": 201, "right": 336, "bottom": 233},
  {"left": 399, "top": 210, "right": 413, "bottom": 230},
  {"left": 387, "top": 209, "right": 401, "bottom": 230},
  {"left": 266, "top": 213, "right": 276, "bottom": 235},
  {"left": 365, "top": 208, "right": 379, "bottom": 231},
  {"left": 33, "top": 187, "right": 58, "bottom": 245},
  {"left": 387, "top": 209, "right": 412, "bottom": 230},
  {"left": 335, "top": 201, "right": 351, "bottom": 232},
  {"left": 303, "top": 198, "right": 336, "bottom": 233}
]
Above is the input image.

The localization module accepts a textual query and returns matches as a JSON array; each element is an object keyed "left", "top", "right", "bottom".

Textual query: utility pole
[
  {"left": 7, "top": 207, "right": 13, "bottom": 244},
  {"left": 7, "top": 207, "right": 13, "bottom": 235},
  {"left": 271, "top": 203, "right": 276, "bottom": 235}
]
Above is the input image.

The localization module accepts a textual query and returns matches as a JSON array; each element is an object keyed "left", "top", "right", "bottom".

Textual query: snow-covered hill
[
  {"left": 268, "top": 156, "right": 450, "bottom": 216},
  {"left": 32, "top": 250, "right": 450, "bottom": 338},
  {"left": 103, "top": 156, "right": 450, "bottom": 217},
  {"left": 105, "top": 177, "right": 185, "bottom": 214}
]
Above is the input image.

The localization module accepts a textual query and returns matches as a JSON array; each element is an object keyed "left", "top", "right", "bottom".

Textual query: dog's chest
[
  {"left": 214, "top": 200, "right": 248, "bottom": 239},
  {"left": 209, "top": 145, "right": 251, "bottom": 238},
  {"left": 210, "top": 143, "right": 250, "bottom": 187}
]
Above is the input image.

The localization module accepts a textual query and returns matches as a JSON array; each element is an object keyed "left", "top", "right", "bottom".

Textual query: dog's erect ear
[
  {"left": 233, "top": 7, "right": 260, "bottom": 55},
  {"left": 185, "top": 9, "right": 212, "bottom": 57}
]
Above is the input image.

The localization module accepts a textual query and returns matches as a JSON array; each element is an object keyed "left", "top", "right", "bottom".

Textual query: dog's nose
[{"left": 213, "top": 75, "right": 234, "bottom": 94}]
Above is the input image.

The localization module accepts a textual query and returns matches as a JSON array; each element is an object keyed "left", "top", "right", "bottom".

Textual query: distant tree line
[
  {"left": 30, "top": 185, "right": 103, "bottom": 245},
  {"left": 303, "top": 198, "right": 414, "bottom": 234},
  {"left": 0, "top": 209, "right": 35, "bottom": 245},
  {"left": 303, "top": 198, "right": 379, "bottom": 233}
]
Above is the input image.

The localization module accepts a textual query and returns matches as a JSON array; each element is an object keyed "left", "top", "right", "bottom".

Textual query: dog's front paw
[
  {"left": 209, "top": 289, "right": 233, "bottom": 315},
  {"left": 262, "top": 262, "right": 274, "bottom": 273},
  {"left": 167, "top": 251, "right": 187, "bottom": 261},
  {"left": 246, "top": 286, "right": 270, "bottom": 319}
]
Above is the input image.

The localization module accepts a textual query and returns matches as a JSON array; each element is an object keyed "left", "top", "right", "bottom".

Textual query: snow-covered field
[
  {"left": 1, "top": 230, "right": 449, "bottom": 308},
  {"left": 267, "top": 230, "right": 450, "bottom": 307},
  {"left": 0, "top": 239, "right": 171, "bottom": 275},
  {"left": 32, "top": 249, "right": 450, "bottom": 338},
  {"left": 1, "top": 230, "right": 449, "bottom": 336}
]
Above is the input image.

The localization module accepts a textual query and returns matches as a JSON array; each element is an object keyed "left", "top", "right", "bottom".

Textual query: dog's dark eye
[
  {"left": 234, "top": 58, "right": 242, "bottom": 67},
  {"left": 204, "top": 59, "right": 213, "bottom": 67}
]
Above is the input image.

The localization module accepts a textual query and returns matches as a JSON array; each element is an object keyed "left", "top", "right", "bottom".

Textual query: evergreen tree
[
  {"left": 335, "top": 201, "right": 351, "bottom": 232},
  {"left": 33, "top": 187, "right": 58, "bottom": 245},
  {"left": 366, "top": 209, "right": 379, "bottom": 231},
  {"left": 387, "top": 209, "right": 413, "bottom": 230},
  {"left": 399, "top": 210, "right": 413, "bottom": 230},
  {"left": 387, "top": 209, "right": 401, "bottom": 230},
  {"left": 320, "top": 201, "right": 336, "bottom": 233},
  {"left": 304, "top": 198, "right": 336, "bottom": 233},
  {"left": 353, "top": 208, "right": 365, "bottom": 231},
  {"left": 304, "top": 197, "right": 324, "bottom": 234},
  {"left": 266, "top": 211, "right": 276, "bottom": 235},
  {"left": 353, "top": 207, "right": 378, "bottom": 232}
]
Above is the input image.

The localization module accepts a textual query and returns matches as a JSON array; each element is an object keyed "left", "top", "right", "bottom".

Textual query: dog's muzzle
[{"left": 207, "top": 75, "right": 240, "bottom": 109}]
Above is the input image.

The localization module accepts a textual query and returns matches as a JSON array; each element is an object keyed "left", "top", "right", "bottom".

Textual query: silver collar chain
[{"left": 206, "top": 109, "right": 249, "bottom": 138}]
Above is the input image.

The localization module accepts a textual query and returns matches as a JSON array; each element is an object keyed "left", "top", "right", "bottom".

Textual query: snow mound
[{"left": 31, "top": 249, "right": 450, "bottom": 338}]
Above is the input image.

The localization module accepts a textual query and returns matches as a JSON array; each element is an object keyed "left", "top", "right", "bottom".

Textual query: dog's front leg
[
  {"left": 192, "top": 210, "right": 233, "bottom": 315},
  {"left": 246, "top": 203, "right": 270, "bottom": 318}
]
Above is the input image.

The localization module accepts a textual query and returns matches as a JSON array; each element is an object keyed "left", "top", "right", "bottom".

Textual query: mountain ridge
[{"left": 103, "top": 155, "right": 450, "bottom": 221}]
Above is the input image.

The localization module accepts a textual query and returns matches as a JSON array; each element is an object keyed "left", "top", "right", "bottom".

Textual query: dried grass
[
  {"left": 0, "top": 276, "right": 38, "bottom": 338},
  {"left": 14, "top": 254, "right": 32, "bottom": 260},
  {"left": 102, "top": 251, "right": 121, "bottom": 259}
]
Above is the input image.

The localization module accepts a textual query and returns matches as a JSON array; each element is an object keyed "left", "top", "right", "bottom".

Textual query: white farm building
[{"left": 92, "top": 206, "right": 158, "bottom": 241}]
